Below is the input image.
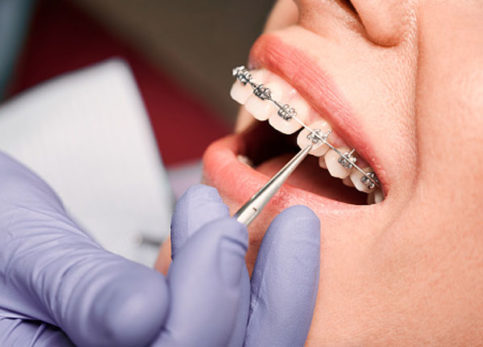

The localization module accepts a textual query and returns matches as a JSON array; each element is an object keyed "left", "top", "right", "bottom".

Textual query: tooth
[
  {"left": 350, "top": 168, "right": 376, "bottom": 193},
  {"left": 230, "top": 81, "right": 252, "bottom": 104},
  {"left": 318, "top": 155, "right": 327, "bottom": 169},
  {"left": 374, "top": 189, "right": 384, "bottom": 203},
  {"left": 268, "top": 98, "right": 309, "bottom": 134},
  {"left": 342, "top": 176, "right": 354, "bottom": 187},
  {"left": 237, "top": 154, "right": 253, "bottom": 167},
  {"left": 245, "top": 82, "right": 282, "bottom": 121},
  {"left": 367, "top": 189, "right": 384, "bottom": 204},
  {"left": 367, "top": 192, "right": 375, "bottom": 205},
  {"left": 324, "top": 147, "right": 352, "bottom": 178},
  {"left": 296, "top": 120, "right": 332, "bottom": 156},
  {"left": 230, "top": 70, "right": 265, "bottom": 105}
]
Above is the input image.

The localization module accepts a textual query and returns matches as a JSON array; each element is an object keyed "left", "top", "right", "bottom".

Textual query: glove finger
[
  {"left": 0, "top": 318, "right": 74, "bottom": 347},
  {"left": 153, "top": 217, "right": 248, "bottom": 347},
  {"left": 245, "top": 205, "right": 320, "bottom": 347},
  {"left": 171, "top": 184, "right": 229, "bottom": 258},
  {"left": 227, "top": 270, "right": 250, "bottom": 347}
]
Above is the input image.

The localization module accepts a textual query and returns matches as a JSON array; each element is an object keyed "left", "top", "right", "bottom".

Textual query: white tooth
[
  {"left": 230, "top": 81, "right": 252, "bottom": 104},
  {"left": 244, "top": 82, "right": 281, "bottom": 121},
  {"left": 324, "top": 147, "right": 352, "bottom": 178},
  {"left": 318, "top": 155, "right": 327, "bottom": 169},
  {"left": 296, "top": 120, "right": 332, "bottom": 156},
  {"left": 367, "top": 191, "right": 376, "bottom": 205},
  {"left": 367, "top": 189, "right": 384, "bottom": 204},
  {"left": 374, "top": 189, "right": 384, "bottom": 203},
  {"left": 350, "top": 168, "right": 376, "bottom": 193},
  {"left": 237, "top": 154, "right": 253, "bottom": 167},
  {"left": 342, "top": 176, "right": 354, "bottom": 187},
  {"left": 268, "top": 98, "right": 309, "bottom": 134}
]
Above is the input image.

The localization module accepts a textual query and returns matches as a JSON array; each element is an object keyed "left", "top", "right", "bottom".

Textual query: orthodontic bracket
[
  {"left": 232, "top": 66, "right": 252, "bottom": 85},
  {"left": 254, "top": 84, "right": 272, "bottom": 100},
  {"left": 233, "top": 65, "right": 380, "bottom": 189},
  {"left": 307, "top": 129, "right": 331, "bottom": 146},
  {"left": 278, "top": 104, "right": 297, "bottom": 121},
  {"left": 361, "top": 172, "right": 379, "bottom": 190},
  {"left": 338, "top": 149, "right": 357, "bottom": 169}
]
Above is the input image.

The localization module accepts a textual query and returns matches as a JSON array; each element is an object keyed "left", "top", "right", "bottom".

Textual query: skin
[{"left": 157, "top": 0, "right": 483, "bottom": 344}]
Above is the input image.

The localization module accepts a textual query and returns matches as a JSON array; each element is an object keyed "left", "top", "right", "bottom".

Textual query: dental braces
[{"left": 233, "top": 65, "right": 380, "bottom": 190}]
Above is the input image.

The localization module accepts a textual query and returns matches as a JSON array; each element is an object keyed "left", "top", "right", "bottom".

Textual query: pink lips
[
  {"left": 202, "top": 32, "right": 388, "bottom": 235},
  {"left": 202, "top": 133, "right": 360, "bottom": 216},
  {"left": 249, "top": 33, "right": 387, "bottom": 192}
]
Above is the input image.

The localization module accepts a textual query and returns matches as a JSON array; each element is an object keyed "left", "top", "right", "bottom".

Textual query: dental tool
[
  {"left": 232, "top": 65, "right": 380, "bottom": 190},
  {"left": 234, "top": 143, "right": 313, "bottom": 226}
]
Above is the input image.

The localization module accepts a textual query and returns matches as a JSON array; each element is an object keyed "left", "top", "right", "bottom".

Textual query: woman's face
[{"left": 202, "top": 0, "right": 483, "bottom": 344}]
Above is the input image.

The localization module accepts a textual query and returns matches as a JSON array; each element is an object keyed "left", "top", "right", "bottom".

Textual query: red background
[{"left": 8, "top": 0, "right": 230, "bottom": 166}]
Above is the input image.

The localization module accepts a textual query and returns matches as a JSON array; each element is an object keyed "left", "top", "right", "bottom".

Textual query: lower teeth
[{"left": 237, "top": 154, "right": 254, "bottom": 167}]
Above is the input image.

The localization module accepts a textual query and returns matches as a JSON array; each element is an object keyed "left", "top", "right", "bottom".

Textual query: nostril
[
  {"left": 349, "top": 0, "right": 409, "bottom": 47},
  {"left": 339, "top": 0, "right": 357, "bottom": 15}
]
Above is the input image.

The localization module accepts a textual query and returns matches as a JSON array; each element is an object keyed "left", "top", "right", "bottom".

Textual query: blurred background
[
  {"left": 0, "top": 0, "right": 276, "bottom": 264},
  {"left": 1, "top": 0, "right": 276, "bottom": 164}
]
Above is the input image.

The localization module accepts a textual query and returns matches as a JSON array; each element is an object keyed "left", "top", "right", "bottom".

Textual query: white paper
[{"left": 0, "top": 59, "right": 173, "bottom": 266}]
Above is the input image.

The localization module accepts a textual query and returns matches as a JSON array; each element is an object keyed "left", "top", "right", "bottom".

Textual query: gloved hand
[{"left": 0, "top": 152, "right": 320, "bottom": 347}]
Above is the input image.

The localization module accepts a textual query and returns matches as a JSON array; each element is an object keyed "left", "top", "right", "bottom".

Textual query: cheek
[
  {"left": 415, "top": 2, "right": 483, "bottom": 224},
  {"left": 351, "top": 0, "right": 410, "bottom": 46}
]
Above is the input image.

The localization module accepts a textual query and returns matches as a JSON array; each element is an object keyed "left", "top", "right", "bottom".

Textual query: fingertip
[
  {"left": 181, "top": 184, "right": 222, "bottom": 202},
  {"left": 219, "top": 217, "right": 249, "bottom": 249},
  {"left": 171, "top": 184, "right": 230, "bottom": 257},
  {"left": 270, "top": 205, "right": 321, "bottom": 241},
  {"left": 100, "top": 265, "right": 169, "bottom": 346},
  {"left": 278, "top": 205, "right": 319, "bottom": 224},
  {"left": 260, "top": 205, "right": 320, "bottom": 277},
  {"left": 175, "top": 185, "right": 226, "bottom": 216}
]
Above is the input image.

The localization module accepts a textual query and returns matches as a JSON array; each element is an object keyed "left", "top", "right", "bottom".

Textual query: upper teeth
[
  {"left": 338, "top": 149, "right": 357, "bottom": 169},
  {"left": 231, "top": 66, "right": 382, "bottom": 199}
]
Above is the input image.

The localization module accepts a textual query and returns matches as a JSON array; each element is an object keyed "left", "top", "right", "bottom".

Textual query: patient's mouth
[
  {"left": 237, "top": 122, "right": 371, "bottom": 205},
  {"left": 231, "top": 66, "right": 384, "bottom": 205}
]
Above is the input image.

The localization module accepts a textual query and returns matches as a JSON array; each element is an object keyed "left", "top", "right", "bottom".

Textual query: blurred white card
[{"left": 0, "top": 59, "right": 173, "bottom": 266}]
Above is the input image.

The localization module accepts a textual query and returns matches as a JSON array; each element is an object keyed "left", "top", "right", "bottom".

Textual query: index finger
[{"left": 170, "top": 184, "right": 229, "bottom": 258}]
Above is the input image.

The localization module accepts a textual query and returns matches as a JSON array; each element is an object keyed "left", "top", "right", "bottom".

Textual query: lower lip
[{"left": 202, "top": 133, "right": 366, "bottom": 222}]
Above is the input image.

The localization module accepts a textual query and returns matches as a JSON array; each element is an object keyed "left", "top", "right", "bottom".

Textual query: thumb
[
  {"left": 245, "top": 205, "right": 320, "bottom": 347},
  {"left": 0, "top": 151, "right": 169, "bottom": 347},
  {"left": 1, "top": 214, "right": 169, "bottom": 347}
]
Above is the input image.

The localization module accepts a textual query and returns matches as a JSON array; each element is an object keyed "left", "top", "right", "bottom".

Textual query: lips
[
  {"left": 202, "top": 32, "right": 388, "bottom": 236},
  {"left": 202, "top": 129, "right": 366, "bottom": 216},
  {"left": 248, "top": 34, "right": 387, "bottom": 193}
]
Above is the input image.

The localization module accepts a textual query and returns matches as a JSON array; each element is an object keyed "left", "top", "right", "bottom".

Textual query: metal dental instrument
[{"left": 234, "top": 143, "right": 313, "bottom": 226}]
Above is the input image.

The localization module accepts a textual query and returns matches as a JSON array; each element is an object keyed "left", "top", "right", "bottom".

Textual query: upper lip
[{"left": 248, "top": 33, "right": 387, "bottom": 193}]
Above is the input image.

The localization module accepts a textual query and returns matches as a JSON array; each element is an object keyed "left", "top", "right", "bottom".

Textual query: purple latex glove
[
  {"left": 170, "top": 185, "right": 320, "bottom": 346},
  {"left": 0, "top": 151, "right": 320, "bottom": 346}
]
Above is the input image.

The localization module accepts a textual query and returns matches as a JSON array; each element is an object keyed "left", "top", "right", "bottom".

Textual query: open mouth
[
  {"left": 230, "top": 66, "right": 384, "bottom": 206},
  {"left": 237, "top": 121, "right": 370, "bottom": 205}
]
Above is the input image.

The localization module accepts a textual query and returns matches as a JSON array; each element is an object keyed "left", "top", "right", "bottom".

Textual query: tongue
[{"left": 255, "top": 153, "right": 366, "bottom": 205}]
